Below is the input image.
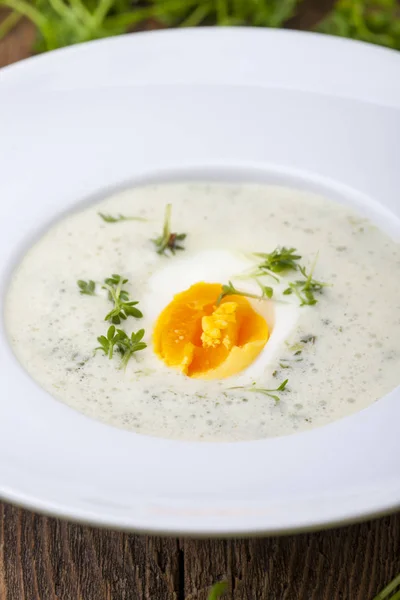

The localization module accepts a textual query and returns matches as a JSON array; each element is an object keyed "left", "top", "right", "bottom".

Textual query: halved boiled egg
[
  {"left": 153, "top": 282, "right": 269, "bottom": 379},
  {"left": 144, "top": 249, "right": 300, "bottom": 381}
]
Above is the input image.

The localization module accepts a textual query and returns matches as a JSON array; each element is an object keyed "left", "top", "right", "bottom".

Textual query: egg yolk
[{"left": 153, "top": 282, "right": 269, "bottom": 379}]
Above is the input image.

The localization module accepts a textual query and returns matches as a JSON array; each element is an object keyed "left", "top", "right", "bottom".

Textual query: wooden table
[{"left": 1, "top": 15, "right": 399, "bottom": 600}]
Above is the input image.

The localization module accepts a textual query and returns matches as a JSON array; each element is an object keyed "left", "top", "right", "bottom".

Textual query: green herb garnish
[
  {"left": 253, "top": 246, "right": 302, "bottom": 274},
  {"left": 77, "top": 279, "right": 96, "bottom": 296},
  {"left": 102, "top": 274, "right": 143, "bottom": 324},
  {"left": 98, "top": 212, "right": 147, "bottom": 223},
  {"left": 257, "top": 281, "right": 274, "bottom": 299},
  {"left": 216, "top": 280, "right": 273, "bottom": 306},
  {"left": 152, "top": 204, "right": 186, "bottom": 256},
  {"left": 248, "top": 247, "right": 330, "bottom": 307},
  {"left": 229, "top": 379, "right": 289, "bottom": 404},
  {"left": 283, "top": 257, "right": 329, "bottom": 306},
  {"left": 118, "top": 329, "right": 147, "bottom": 370},
  {"left": 96, "top": 325, "right": 127, "bottom": 360},
  {"left": 96, "top": 325, "right": 146, "bottom": 369}
]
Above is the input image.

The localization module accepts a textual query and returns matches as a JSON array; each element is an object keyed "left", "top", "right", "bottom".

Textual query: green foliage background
[{"left": 0, "top": 0, "right": 399, "bottom": 52}]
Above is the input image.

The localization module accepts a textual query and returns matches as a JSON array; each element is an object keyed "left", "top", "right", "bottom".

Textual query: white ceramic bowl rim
[{"left": 0, "top": 28, "right": 399, "bottom": 535}]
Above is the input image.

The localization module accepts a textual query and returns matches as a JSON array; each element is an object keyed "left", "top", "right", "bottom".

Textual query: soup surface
[{"left": 5, "top": 183, "right": 400, "bottom": 441}]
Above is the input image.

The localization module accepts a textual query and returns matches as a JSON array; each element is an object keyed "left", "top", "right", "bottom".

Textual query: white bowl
[{"left": 0, "top": 28, "right": 399, "bottom": 536}]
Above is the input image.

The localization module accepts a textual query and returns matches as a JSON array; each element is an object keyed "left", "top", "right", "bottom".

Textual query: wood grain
[
  {"left": 181, "top": 518, "right": 400, "bottom": 600},
  {"left": 1, "top": 9, "right": 400, "bottom": 600},
  {"left": 0, "top": 504, "right": 399, "bottom": 600}
]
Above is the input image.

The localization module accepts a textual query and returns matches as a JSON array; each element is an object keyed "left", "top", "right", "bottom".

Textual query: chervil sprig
[
  {"left": 118, "top": 329, "right": 147, "bottom": 370},
  {"left": 257, "top": 281, "right": 274, "bottom": 299},
  {"left": 96, "top": 325, "right": 128, "bottom": 359},
  {"left": 253, "top": 246, "right": 302, "bottom": 274},
  {"left": 216, "top": 280, "right": 273, "bottom": 306},
  {"left": 229, "top": 379, "right": 289, "bottom": 404},
  {"left": 102, "top": 274, "right": 143, "bottom": 324},
  {"left": 248, "top": 247, "right": 329, "bottom": 307},
  {"left": 77, "top": 279, "right": 96, "bottom": 296},
  {"left": 283, "top": 256, "right": 330, "bottom": 306},
  {"left": 95, "top": 325, "right": 146, "bottom": 368},
  {"left": 152, "top": 204, "right": 186, "bottom": 256}
]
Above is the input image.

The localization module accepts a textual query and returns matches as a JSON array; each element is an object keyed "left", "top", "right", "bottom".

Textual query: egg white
[
  {"left": 143, "top": 249, "right": 251, "bottom": 323},
  {"left": 143, "top": 249, "right": 300, "bottom": 382}
]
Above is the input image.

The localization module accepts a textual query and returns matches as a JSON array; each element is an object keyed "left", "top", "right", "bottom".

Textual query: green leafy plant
[
  {"left": 1, "top": 0, "right": 400, "bottom": 54},
  {"left": 0, "top": 0, "right": 301, "bottom": 51},
  {"left": 318, "top": 0, "right": 400, "bottom": 50},
  {"left": 151, "top": 0, "right": 299, "bottom": 27},
  {"left": 0, "top": 0, "right": 151, "bottom": 51}
]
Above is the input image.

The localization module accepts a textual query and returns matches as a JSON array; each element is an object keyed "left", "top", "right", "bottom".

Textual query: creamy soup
[{"left": 5, "top": 183, "right": 400, "bottom": 441}]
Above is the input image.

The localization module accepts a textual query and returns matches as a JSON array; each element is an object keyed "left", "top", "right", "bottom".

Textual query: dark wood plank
[
  {"left": 0, "top": 503, "right": 399, "bottom": 600},
  {"left": 182, "top": 516, "right": 400, "bottom": 600},
  {"left": 0, "top": 503, "right": 181, "bottom": 600}
]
